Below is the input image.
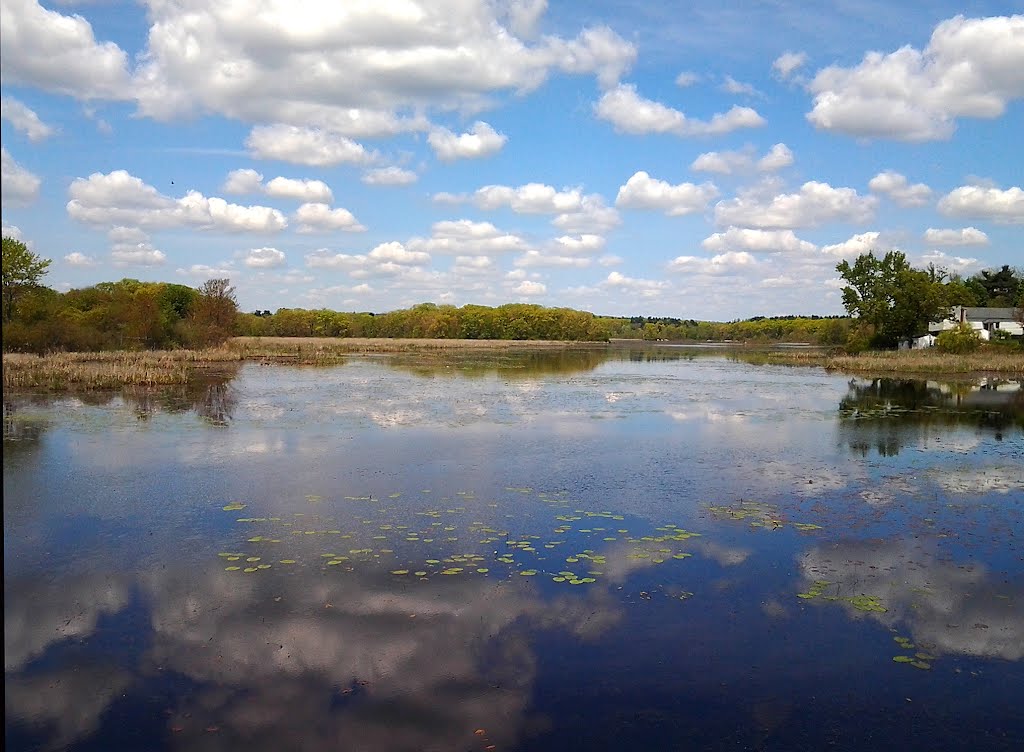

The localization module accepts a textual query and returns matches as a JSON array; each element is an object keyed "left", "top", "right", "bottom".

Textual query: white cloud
[
  {"left": 1, "top": 147, "right": 42, "bottom": 205},
  {"left": 702, "top": 228, "right": 816, "bottom": 255},
  {"left": 66, "top": 170, "right": 287, "bottom": 232},
  {"left": 264, "top": 176, "right": 333, "bottom": 203},
  {"left": 222, "top": 169, "right": 264, "bottom": 195},
  {"left": 667, "top": 251, "right": 758, "bottom": 274},
  {"left": 132, "top": 1, "right": 635, "bottom": 123},
  {"left": 243, "top": 247, "right": 286, "bottom": 268},
  {"left": 602, "top": 270, "right": 669, "bottom": 297},
  {"left": 176, "top": 263, "right": 233, "bottom": 278},
  {"left": 772, "top": 51, "right": 808, "bottom": 79},
  {"left": 0, "top": 0, "right": 131, "bottom": 100},
  {"left": 918, "top": 250, "right": 982, "bottom": 273},
  {"left": 820, "top": 231, "right": 882, "bottom": 258},
  {"left": 512, "top": 280, "right": 547, "bottom": 296},
  {"left": 807, "top": 14, "right": 1024, "bottom": 141},
  {"left": 922, "top": 227, "right": 990, "bottom": 245},
  {"left": 722, "top": 75, "right": 759, "bottom": 96},
  {"left": 246, "top": 125, "right": 374, "bottom": 166},
  {"left": 514, "top": 251, "right": 590, "bottom": 268},
  {"left": 691, "top": 143, "right": 793, "bottom": 174},
  {"left": 111, "top": 243, "right": 166, "bottom": 266},
  {"left": 675, "top": 71, "right": 700, "bottom": 87},
  {"left": 474, "top": 183, "right": 582, "bottom": 214},
  {"left": 408, "top": 219, "right": 528, "bottom": 256},
  {"left": 551, "top": 195, "right": 621, "bottom": 234},
  {"left": 615, "top": 171, "right": 718, "bottom": 216},
  {"left": 452, "top": 255, "right": 494, "bottom": 273},
  {"left": 293, "top": 203, "right": 366, "bottom": 233},
  {"left": 361, "top": 167, "right": 418, "bottom": 186},
  {"left": 428, "top": 122, "right": 507, "bottom": 161},
  {"left": 598, "top": 254, "right": 622, "bottom": 266},
  {"left": 1, "top": 96, "right": 54, "bottom": 141},
  {"left": 937, "top": 185, "right": 1024, "bottom": 224},
  {"left": 868, "top": 170, "right": 933, "bottom": 207},
  {"left": 594, "top": 84, "right": 765, "bottom": 136},
  {"left": 552, "top": 234, "right": 605, "bottom": 255},
  {"left": 714, "top": 181, "right": 877, "bottom": 228},
  {"left": 756, "top": 143, "right": 794, "bottom": 171},
  {"left": 367, "top": 241, "right": 430, "bottom": 265},
  {"left": 2, "top": 223, "right": 25, "bottom": 241},
  {"left": 64, "top": 252, "right": 97, "bottom": 266}
]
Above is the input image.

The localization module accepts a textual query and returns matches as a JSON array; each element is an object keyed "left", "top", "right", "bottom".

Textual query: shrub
[{"left": 935, "top": 323, "right": 982, "bottom": 354}]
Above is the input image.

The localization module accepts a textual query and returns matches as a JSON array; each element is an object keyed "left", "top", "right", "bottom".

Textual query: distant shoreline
[{"left": 3, "top": 338, "right": 1022, "bottom": 390}]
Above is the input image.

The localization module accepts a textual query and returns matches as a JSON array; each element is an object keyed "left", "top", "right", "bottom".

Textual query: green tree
[
  {"left": 836, "top": 251, "right": 948, "bottom": 348},
  {"left": 2, "top": 236, "right": 51, "bottom": 322}
]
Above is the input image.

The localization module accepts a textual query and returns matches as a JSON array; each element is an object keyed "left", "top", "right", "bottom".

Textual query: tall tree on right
[{"left": 835, "top": 251, "right": 949, "bottom": 348}]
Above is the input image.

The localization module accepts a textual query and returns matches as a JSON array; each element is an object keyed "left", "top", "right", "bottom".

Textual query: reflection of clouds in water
[
  {"left": 930, "top": 466, "right": 1024, "bottom": 495},
  {"left": 695, "top": 541, "right": 751, "bottom": 566},
  {"left": 667, "top": 408, "right": 747, "bottom": 424},
  {"left": 4, "top": 574, "right": 130, "bottom": 671},
  {"left": 757, "top": 460, "right": 852, "bottom": 497},
  {"left": 5, "top": 665, "right": 133, "bottom": 749},
  {"left": 799, "top": 539, "right": 1024, "bottom": 661},
  {"left": 142, "top": 564, "right": 622, "bottom": 752}
]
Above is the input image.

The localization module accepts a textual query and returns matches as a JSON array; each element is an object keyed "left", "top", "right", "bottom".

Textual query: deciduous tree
[{"left": 2, "top": 236, "right": 51, "bottom": 322}]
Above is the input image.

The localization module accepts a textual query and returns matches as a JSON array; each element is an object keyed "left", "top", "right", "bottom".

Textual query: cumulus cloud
[
  {"left": 0, "top": 0, "right": 132, "bottom": 100},
  {"left": 602, "top": 270, "right": 669, "bottom": 297},
  {"left": 820, "top": 231, "right": 882, "bottom": 258},
  {"left": 772, "top": 51, "right": 808, "bottom": 79},
  {"left": 514, "top": 250, "right": 590, "bottom": 268},
  {"left": 246, "top": 125, "right": 375, "bottom": 166},
  {"left": 243, "top": 247, "right": 287, "bottom": 268},
  {"left": 408, "top": 219, "right": 528, "bottom": 255},
  {"left": 615, "top": 172, "right": 718, "bottom": 216},
  {"left": 937, "top": 184, "right": 1024, "bottom": 224},
  {"left": 428, "top": 122, "right": 507, "bottom": 161},
  {"left": 714, "top": 181, "right": 877, "bottom": 228},
  {"left": 918, "top": 250, "right": 982, "bottom": 273},
  {"left": 1, "top": 96, "right": 54, "bottom": 141},
  {"left": 868, "top": 170, "right": 933, "bottom": 207},
  {"left": 293, "top": 203, "right": 366, "bottom": 233},
  {"left": 691, "top": 143, "right": 793, "bottom": 174},
  {"left": 474, "top": 183, "right": 582, "bottom": 214},
  {"left": 1, "top": 146, "right": 41, "bottom": 205},
  {"left": 64, "top": 252, "right": 97, "bottom": 266},
  {"left": 553, "top": 195, "right": 621, "bottom": 234},
  {"left": 66, "top": 171, "right": 288, "bottom": 233},
  {"left": 552, "top": 234, "right": 605, "bottom": 255},
  {"left": 361, "top": 167, "right": 418, "bottom": 186},
  {"left": 367, "top": 241, "right": 430, "bottom": 265},
  {"left": 702, "top": 228, "right": 816, "bottom": 255},
  {"left": 594, "top": 84, "right": 765, "bottom": 136},
  {"left": 512, "top": 280, "right": 547, "bottom": 295},
  {"left": 667, "top": 251, "right": 758, "bottom": 275},
  {"left": 223, "top": 169, "right": 334, "bottom": 202},
  {"left": 675, "top": 71, "right": 700, "bottom": 87},
  {"left": 721, "top": 75, "right": 759, "bottom": 96},
  {"left": 111, "top": 242, "right": 166, "bottom": 266},
  {"left": 132, "top": 1, "right": 635, "bottom": 124},
  {"left": 806, "top": 15, "right": 1024, "bottom": 141},
  {"left": 922, "top": 227, "right": 990, "bottom": 245}
]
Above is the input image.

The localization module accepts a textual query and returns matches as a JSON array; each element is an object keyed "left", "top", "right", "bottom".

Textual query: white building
[{"left": 929, "top": 306, "right": 1023, "bottom": 339}]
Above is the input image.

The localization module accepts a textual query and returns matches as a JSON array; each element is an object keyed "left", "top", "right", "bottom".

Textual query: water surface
[{"left": 5, "top": 350, "right": 1023, "bottom": 751}]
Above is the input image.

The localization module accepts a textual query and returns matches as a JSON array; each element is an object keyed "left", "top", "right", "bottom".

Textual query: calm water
[{"left": 4, "top": 349, "right": 1023, "bottom": 752}]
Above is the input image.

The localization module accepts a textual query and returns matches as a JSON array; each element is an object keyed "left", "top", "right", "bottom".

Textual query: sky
[{"left": 1, "top": 1, "right": 1022, "bottom": 320}]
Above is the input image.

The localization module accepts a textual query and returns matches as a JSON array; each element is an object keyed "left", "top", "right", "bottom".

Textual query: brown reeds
[{"left": 735, "top": 348, "right": 1024, "bottom": 376}]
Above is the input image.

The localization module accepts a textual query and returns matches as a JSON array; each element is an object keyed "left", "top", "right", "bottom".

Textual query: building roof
[{"left": 961, "top": 307, "right": 1019, "bottom": 322}]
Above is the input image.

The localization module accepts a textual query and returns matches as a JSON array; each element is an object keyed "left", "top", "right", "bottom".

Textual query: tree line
[{"left": 4, "top": 235, "right": 1021, "bottom": 353}]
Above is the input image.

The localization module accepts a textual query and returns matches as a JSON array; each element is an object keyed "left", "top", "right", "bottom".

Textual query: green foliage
[
  {"left": 836, "top": 251, "right": 950, "bottom": 348},
  {"left": 935, "top": 323, "right": 982, "bottom": 354},
  {"left": 2, "top": 236, "right": 51, "bottom": 322}
]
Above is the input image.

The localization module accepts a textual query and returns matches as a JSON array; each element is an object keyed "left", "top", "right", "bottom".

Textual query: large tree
[
  {"left": 2, "top": 236, "right": 51, "bottom": 322},
  {"left": 836, "top": 251, "right": 948, "bottom": 348}
]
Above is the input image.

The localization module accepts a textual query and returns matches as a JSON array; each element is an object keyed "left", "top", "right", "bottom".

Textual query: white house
[{"left": 929, "top": 306, "right": 1022, "bottom": 339}]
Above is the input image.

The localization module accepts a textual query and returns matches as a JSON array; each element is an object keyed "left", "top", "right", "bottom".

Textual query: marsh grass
[
  {"left": 228, "top": 336, "right": 606, "bottom": 355},
  {"left": 2, "top": 350, "right": 242, "bottom": 389},
  {"left": 735, "top": 348, "right": 1024, "bottom": 376}
]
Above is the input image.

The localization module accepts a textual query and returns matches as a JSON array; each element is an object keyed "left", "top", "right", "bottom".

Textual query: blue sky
[{"left": 1, "top": 0, "right": 1022, "bottom": 319}]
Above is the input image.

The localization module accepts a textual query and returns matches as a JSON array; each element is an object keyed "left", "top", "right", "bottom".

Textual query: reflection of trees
[
  {"left": 3, "top": 398, "right": 49, "bottom": 444},
  {"left": 798, "top": 538, "right": 1024, "bottom": 661},
  {"left": 838, "top": 378, "right": 1023, "bottom": 456},
  {"left": 386, "top": 349, "right": 612, "bottom": 379}
]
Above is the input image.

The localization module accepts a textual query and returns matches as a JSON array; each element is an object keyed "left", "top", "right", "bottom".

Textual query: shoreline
[{"left": 3, "top": 338, "right": 1022, "bottom": 390}]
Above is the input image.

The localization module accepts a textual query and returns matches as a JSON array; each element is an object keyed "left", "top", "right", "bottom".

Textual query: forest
[{"left": 2, "top": 236, "right": 1021, "bottom": 353}]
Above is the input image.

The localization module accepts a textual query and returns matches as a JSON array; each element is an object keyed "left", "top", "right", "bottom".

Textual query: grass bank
[
  {"left": 734, "top": 348, "right": 1024, "bottom": 376},
  {"left": 2, "top": 350, "right": 242, "bottom": 390}
]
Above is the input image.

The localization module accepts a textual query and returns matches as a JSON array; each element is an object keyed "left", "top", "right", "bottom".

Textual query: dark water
[{"left": 4, "top": 349, "right": 1023, "bottom": 751}]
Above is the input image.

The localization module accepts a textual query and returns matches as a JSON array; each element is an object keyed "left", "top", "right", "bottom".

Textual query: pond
[{"left": 4, "top": 349, "right": 1023, "bottom": 751}]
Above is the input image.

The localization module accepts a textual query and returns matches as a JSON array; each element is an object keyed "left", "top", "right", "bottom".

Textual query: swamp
[{"left": 4, "top": 346, "right": 1023, "bottom": 751}]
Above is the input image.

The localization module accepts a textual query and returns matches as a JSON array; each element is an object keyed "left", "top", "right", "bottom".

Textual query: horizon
[{"left": 2, "top": 1, "right": 1022, "bottom": 320}]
